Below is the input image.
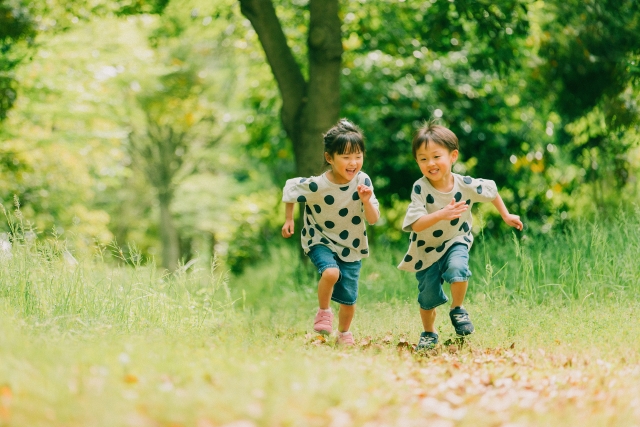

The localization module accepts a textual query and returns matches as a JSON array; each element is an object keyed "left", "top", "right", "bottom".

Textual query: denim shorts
[
  {"left": 416, "top": 243, "right": 472, "bottom": 310},
  {"left": 307, "top": 244, "right": 362, "bottom": 305}
]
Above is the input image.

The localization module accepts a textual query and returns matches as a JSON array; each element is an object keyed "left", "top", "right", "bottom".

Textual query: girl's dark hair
[
  {"left": 412, "top": 121, "right": 459, "bottom": 158},
  {"left": 323, "top": 119, "right": 365, "bottom": 165}
]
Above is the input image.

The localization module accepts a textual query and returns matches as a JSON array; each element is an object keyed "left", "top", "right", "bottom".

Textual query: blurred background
[{"left": 1, "top": 0, "right": 639, "bottom": 273}]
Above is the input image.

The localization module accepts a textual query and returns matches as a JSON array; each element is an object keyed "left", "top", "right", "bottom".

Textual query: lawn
[{"left": 1, "top": 214, "right": 639, "bottom": 426}]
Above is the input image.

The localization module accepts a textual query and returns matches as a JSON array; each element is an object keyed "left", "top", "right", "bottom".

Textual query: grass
[{"left": 1, "top": 210, "right": 640, "bottom": 426}]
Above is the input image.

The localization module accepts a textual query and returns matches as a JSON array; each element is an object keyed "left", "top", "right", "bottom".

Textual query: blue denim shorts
[
  {"left": 307, "top": 244, "right": 362, "bottom": 305},
  {"left": 416, "top": 243, "right": 472, "bottom": 310}
]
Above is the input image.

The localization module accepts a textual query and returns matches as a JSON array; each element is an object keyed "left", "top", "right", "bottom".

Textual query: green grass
[{"left": 1, "top": 213, "right": 640, "bottom": 426}]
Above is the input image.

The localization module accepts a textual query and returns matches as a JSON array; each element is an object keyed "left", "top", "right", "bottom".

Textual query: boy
[{"left": 398, "top": 122, "right": 523, "bottom": 350}]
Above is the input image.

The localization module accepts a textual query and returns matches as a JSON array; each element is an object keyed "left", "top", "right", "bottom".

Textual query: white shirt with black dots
[
  {"left": 397, "top": 173, "right": 498, "bottom": 272},
  {"left": 282, "top": 171, "right": 379, "bottom": 262}
]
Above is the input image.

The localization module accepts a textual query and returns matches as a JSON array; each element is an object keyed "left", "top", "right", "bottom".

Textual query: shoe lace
[
  {"left": 419, "top": 335, "right": 436, "bottom": 346},
  {"left": 452, "top": 313, "right": 470, "bottom": 323}
]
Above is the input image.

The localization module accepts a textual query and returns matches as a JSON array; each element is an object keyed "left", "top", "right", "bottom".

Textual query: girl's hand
[
  {"left": 357, "top": 184, "right": 372, "bottom": 203},
  {"left": 503, "top": 214, "right": 523, "bottom": 231},
  {"left": 282, "top": 219, "right": 295, "bottom": 238},
  {"left": 440, "top": 198, "right": 468, "bottom": 220}
]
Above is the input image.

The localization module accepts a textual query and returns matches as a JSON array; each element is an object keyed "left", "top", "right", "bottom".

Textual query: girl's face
[
  {"left": 416, "top": 141, "right": 458, "bottom": 187},
  {"left": 325, "top": 150, "right": 363, "bottom": 184}
]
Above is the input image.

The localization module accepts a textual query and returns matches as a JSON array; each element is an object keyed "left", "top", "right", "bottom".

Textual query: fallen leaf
[
  {"left": 124, "top": 374, "right": 139, "bottom": 384},
  {"left": 360, "top": 336, "right": 372, "bottom": 348},
  {"left": 397, "top": 339, "right": 411, "bottom": 351},
  {"left": 0, "top": 386, "right": 11, "bottom": 398}
]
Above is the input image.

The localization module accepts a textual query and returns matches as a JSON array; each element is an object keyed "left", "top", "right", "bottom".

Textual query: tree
[
  {"left": 0, "top": 0, "right": 36, "bottom": 121},
  {"left": 239, "top": 0, "right": 342, "bottom": 178},
  {"left": 533, "top": 0, "right": 640, "bottom": 209},
  {"left": 126, "top": 68, "right": 220, "bottom": 270}
]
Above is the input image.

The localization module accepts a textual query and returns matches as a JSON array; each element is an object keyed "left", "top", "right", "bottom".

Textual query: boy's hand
[
  {"left": 282, "top": 219, "right": 295, "bottom": 238},
  {"left": 503, "top": 214, "right": 523, "bottom": 231},
  {"left": 440, "top": 198, "right": 468, "bottom": 220},
  {"left": 357, "top": 184, "right": 372, "bottom": 203}
]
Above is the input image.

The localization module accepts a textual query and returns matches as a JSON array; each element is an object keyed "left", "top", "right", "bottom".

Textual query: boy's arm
[
  {"left": 282, "top": 202, "right": 295, "bottom": 238},
  {"left": 411, "top": 199, "right": 468, "bottom": 232},
  {"left": 492, "top": 193, "right": 523, "bottom": 231}
]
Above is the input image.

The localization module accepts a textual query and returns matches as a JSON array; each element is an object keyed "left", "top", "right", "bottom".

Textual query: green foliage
[
  {"left": 0, "top": 0, "right": 36, "bottom": 120},
  {"left": 1, "top": 0, "right": 279, "bottom": 268},
  {"left": 240, "top": 0, "right": 640, "bottom": 239},
  {"left": 536, "top": 0, "right": 640, "bottom": 120}
]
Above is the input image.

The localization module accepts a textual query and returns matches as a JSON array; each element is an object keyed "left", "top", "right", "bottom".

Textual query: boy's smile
[{"left": 416, "top": 141, "right": 458, "bottom": 190}]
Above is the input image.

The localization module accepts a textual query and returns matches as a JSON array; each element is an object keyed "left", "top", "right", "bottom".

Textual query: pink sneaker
[
  {"left": 336, "top": 331, "right": 355, "bottom": 346},
  {"left": 313, "top": 309, "right": 333, "bottom": 335}
]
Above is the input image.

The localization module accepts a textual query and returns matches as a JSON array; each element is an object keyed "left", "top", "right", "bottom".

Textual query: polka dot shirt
[
  {"left": 398, "top": 173, "right": 498, "bottom": 272},
  {"left": 282, "top": 171, "right": 379, "bottom": 262}
]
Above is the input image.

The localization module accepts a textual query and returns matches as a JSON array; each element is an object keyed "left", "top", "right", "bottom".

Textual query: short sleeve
[
  {"left": 470, "top": 178, "right": 498, "bottom": 203},
  {"left": 402, "top": 183, "right": 428, "bottom": 232},
  {"left": 282, "top": 177, "right": 319, "bottom": 203}
]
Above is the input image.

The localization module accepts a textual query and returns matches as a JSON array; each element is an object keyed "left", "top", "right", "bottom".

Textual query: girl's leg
[
  {"left": 420, "top": 307, "right": 437, "bottom": 333},
  {"left": 450, "top": 281, "right": 468, "bottom": 308},
  {"left": 338, "top": 304, "right": 355, "bottom": 332},
  {"left": 318, "top": 268, "right": 340, "bottom": 309}
]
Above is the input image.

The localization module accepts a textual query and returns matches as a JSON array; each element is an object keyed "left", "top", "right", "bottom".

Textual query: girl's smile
[{"left": 325, "top": 151, "right": 363, "bottom": 184}]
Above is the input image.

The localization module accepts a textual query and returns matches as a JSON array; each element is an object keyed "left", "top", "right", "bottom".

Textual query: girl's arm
[
  {"left": 362, "top": 199, "right": 380, "bottom": 225},
  {"left": 492, "top": 193, "right": 523, "bottom": 230},
  {"left": 282, "top": 203, "right": 295, "bottom": 238},
  {"left": 411, "top": 199, "right": 468, "bottom": 232},
  {"left": 357, "top": 184, "right": 380, "bottom": 224}
]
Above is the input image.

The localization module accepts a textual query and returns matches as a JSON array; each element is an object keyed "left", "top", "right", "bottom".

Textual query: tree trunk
[
  {"left": 239, "top": 0, "right": 342, "bottom": 178},
  {"left": 297, "top": 0, "right": 342, "bottom": 177},
  {"left": 159, "top": 194, "right": 180, "bottom": 271}
]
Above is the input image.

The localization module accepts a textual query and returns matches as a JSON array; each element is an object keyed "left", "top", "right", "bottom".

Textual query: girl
[{"left": 281, "top": 119, "right": 380, "bottom": 346}]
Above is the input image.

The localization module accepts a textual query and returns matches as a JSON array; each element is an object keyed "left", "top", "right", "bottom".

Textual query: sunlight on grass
[{"left": 1, "top": 209, "right": 640, "bottom": 426}]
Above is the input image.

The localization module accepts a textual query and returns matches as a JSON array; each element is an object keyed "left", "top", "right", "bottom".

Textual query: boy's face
[{"left": 415, "top": 141, "right": 458, "bottom": 184}]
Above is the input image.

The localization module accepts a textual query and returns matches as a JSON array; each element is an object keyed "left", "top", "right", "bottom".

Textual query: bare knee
[{"left": 321, "top": 267, "right": 340, "bottom": 284}]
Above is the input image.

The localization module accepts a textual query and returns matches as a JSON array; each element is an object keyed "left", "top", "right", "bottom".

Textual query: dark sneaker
[
  {"left": 449, "top": 306, "right": 474, "bottom": 336},
  {"left": 417, "top": 332, "right": 439, "bottom": 350}
]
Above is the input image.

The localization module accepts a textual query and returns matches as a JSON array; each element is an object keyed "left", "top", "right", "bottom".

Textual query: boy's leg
[
  {"left": 420, "top": 307, "right": 437, "bottom": 333},
  {"left": 450, "top": 282, "right": 474, "bottom": 335},
  {"left": 415, "top": 265, "right": 447, "bottom": 350},
  {"left": 338, "top": 303, "right": 355, "bottom": 332},
  {"left": 450, "top": 281, "right": 468, "bottom": 309},
  {"left": 442, "top": 244, "right": 474, "bottom": 335}
]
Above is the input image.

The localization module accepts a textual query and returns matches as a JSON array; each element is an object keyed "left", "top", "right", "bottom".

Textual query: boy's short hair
[{"left": 412, "top": 122, "right": 459, "bottom": 158}]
